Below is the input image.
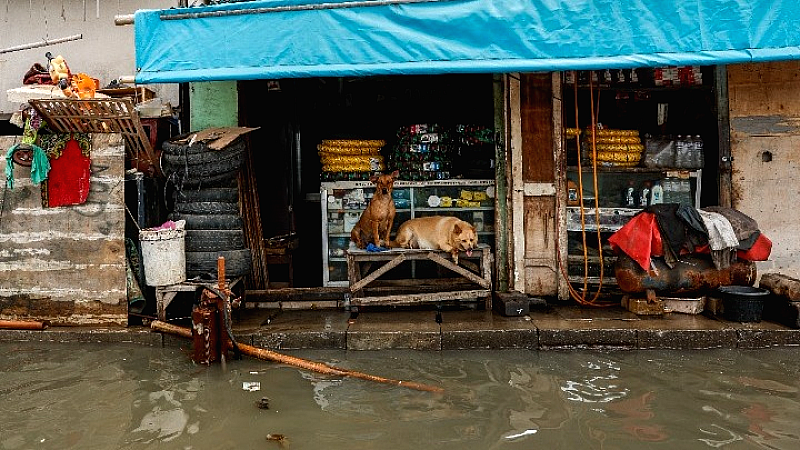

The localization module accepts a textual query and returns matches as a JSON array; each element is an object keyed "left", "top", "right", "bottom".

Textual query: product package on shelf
[
  {"left": 565, "top": 66, "right": 703, "bottom": 88},
  {"left": 318, "top": 139, "right": 386, "bottom": 181},
  {"left": 388, "top": 123, "right": 494, "bottom": 181},
  {"left": 579, "top": 128, "right": 644, "bottom": 168}
]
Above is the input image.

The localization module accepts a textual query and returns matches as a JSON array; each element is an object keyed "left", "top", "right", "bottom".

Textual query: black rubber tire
[
  {"left": 185, "top": 229, "right": 245, "bottom": 252},
  {"left": 174, "top": 201, "right": 239, "bottom": 215},
  {"left": 174, "top": 187, "right": 239, "bottom": 203},
  {"left": 168, "top": 213, "right": 243, "bottom": 230},
  {"left": 161, "top": 133, "right": 245, "bottom": 155},
  {"left": 161, "top": 150, "right": 244, "bottom": 178},
  {"left": 185, "top": 249, "right": 252, "bottom": 278},
  {"left": 168, "top": 168, "right": 241, "bottom": 188},
  {"left": 161, "top": 144, "right": 244, "bottom": 167}
]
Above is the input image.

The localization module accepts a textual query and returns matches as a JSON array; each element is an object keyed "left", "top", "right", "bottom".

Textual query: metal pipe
[
  {"left": 0, "top": 34, "right": 82, "bottom": 55},
  {"left": 0, "top": 319, "right": 50, "bottom": 330},
  {"left": 115, "top": 14, "right": 135, "bottom": 25},
  {"left": 159, "top": 0, "right": 459, "bottom": 20},
  {"left": 151, "top": 320, "right": 444, "bottom": 392}
]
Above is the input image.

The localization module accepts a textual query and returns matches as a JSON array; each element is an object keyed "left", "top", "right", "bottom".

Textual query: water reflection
[{"left": 1, "top": 344, "right": 800, "bottom": 449}]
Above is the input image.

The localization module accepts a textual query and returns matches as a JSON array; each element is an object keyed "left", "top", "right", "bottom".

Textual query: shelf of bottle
[
  {"left": 567, "top": 166, "right": 698, "bottom": 175},
  {"left": 564, "top": 83, "right": 711, "bottom": 92}
]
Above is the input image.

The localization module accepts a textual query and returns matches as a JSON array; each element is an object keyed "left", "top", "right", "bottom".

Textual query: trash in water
[
  {"left": 256, "top": 397, "right": 270, "bottom": 409},
  {"left": 242, "top": 381, "right": 261, "bottom": 392},
  {"left": 265, "top": 433, "right": 286, "bottom": 445}
]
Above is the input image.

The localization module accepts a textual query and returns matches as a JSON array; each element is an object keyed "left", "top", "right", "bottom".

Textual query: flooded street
[{"left": 2, "top": 342, "right": 799, "bottom": 449}]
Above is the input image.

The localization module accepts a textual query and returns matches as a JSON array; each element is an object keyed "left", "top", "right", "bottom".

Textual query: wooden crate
[{"left": 29, "top": 98, "right": 159, "bottom": 176}]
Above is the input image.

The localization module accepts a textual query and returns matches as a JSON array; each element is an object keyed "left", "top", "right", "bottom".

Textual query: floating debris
[
  {"left": 256, "top": 397, "right": 270, "bottom": 409},
  {"left": 266, "top": 433, "right": 287, "bottom": 447},
  {"left": 242, "top": 381, "right": 261, "bottom": 392}
]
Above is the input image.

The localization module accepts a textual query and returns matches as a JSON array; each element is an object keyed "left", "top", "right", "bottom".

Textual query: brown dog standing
[{"left": 350, "top": 170, "right": 399, "bottom": 249}]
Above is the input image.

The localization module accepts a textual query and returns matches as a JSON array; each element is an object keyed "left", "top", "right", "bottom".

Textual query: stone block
[{"left": 493, "top": 291, "right": 529, "bottom": 317}]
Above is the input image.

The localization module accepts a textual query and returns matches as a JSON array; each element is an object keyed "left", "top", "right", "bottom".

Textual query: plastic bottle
[
  {"left": 640, "top": 181, "right": 651, "bottom": 207},
  {"left": 624, "top": 181, "right": 636, "bottom": 207},
  {"left": 650, "top": 181, "right": 664, "bottom": 204},
  {"left": 694, "top": 135, "right": 704, "bottom": 169},
  {"left": 675, "top": 135, "right": 685, "bottom": 168}
]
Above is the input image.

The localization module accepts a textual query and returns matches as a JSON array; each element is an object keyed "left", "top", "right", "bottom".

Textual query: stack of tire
[{"left": 161, "top": 133, "right": 251, "bottom": 279}]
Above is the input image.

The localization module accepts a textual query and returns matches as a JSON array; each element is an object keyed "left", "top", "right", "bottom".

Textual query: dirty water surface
[{"left": 1, "top": 342, "right": 799, "bottom": 450}]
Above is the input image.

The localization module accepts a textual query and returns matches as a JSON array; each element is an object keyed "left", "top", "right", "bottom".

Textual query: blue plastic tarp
[{"left": 134, "top": 0, "right": 800, "bottom": 84}]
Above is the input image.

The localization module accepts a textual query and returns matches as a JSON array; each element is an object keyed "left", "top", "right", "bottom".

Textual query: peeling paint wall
[
  {"left": 728, "top": 62, "right": 800, "bottom": 279},
  {"left": 0, "top": 1, "right": 178, "bottom": 116},
  {"left": 0, "top": 134, "right": 127, "bottom": 325}
]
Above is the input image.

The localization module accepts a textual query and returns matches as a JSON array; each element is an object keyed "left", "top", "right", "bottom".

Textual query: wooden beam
[
  {"left": 427, "top": 252, "right": 490, "bottom": 289},
  {"left": 349, "top": 253, "right": 407, "bottom": 293},
  {"left": 352, "top": 290, "right": 490, "bottom": 306}
]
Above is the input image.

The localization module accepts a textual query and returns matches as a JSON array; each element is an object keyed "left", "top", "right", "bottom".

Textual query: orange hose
[{"left": 557, "top": 72, "right": 614, "bottom": 307}]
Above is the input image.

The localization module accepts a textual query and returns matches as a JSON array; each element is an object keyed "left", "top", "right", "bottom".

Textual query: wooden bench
[{"left": 346, "top": 245, "right": 493, "bottom": 309}]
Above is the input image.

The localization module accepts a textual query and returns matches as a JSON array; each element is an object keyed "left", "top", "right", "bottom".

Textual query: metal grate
[{"left": 28, "top": 98, "right": 160, "bottom": 176}]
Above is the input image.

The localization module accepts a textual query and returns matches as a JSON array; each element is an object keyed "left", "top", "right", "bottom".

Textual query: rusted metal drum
[{"left": 614, "top": 253, "right": 757, "bottom": 294}]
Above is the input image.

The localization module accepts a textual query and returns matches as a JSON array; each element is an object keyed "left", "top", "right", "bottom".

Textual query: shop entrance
[{"left": 237, "top": 74, "right": 497, "bottom": 290}]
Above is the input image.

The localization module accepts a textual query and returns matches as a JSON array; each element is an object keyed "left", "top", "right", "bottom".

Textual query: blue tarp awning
[{"left": 134, "top": 0, "right": 800, "bottom": 84}]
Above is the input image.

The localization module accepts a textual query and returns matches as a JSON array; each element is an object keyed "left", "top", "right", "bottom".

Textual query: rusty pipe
[
  {"left": 151, "top": 320, "right": 443, "bottom": 393},
  {"left": 0, "top": 319, "right": 50, "bottom": 330}
]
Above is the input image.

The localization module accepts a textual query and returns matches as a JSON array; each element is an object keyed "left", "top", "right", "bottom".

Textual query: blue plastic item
[{"left": 134, "top": 0, "right": 800, "bottom": 84}]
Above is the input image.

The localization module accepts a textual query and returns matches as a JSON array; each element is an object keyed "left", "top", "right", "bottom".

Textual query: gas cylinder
[{"left": 614, "top": 253, "right": 756, "bottom": 294}]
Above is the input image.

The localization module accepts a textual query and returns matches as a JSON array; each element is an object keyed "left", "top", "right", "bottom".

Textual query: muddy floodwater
[{"left": 1, "top": 342, "right": 799, "bottom": 449}]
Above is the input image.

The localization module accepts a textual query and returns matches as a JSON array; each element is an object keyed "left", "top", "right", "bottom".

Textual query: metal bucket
[{"left": 139, "top": 225, "right": 186, "bottom": 286}]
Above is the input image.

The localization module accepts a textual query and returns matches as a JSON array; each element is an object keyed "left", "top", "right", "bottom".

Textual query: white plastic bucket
[{"left": 139, "top": 225, "right": 186, "bottom": 286}]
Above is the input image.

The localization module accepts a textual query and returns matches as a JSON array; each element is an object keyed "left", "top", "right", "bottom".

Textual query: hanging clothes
[
  {"left": 702, "top": 206, "right": 761, "bottom": 251},
  {"left": 697, "top": 209, "right": 739, "bottom": 269},
  {"left": 4, "top": 112, "right": 51, "bottom": 189},
  {"left": 39, "top": 133, "right": 92, "bottom": 208},
  {"left": 4, "top": 143, "right": 50, "bottom": 189}
]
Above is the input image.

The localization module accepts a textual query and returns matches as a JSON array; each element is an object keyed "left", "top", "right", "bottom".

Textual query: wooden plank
[
  {"left": 521, "top": 73, "right": 555, "bottom": 182},
  {"left": 427, "top": 252, "right": 490, "bottom": 289},
  {"left": 352, "top": 290, "right": 491, "bottom": 306},
  {"left": 349, "top": 253, "right": 407, "bottom": 293}
]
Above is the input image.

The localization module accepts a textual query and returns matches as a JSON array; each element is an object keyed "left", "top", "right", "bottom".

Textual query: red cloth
[
  {"left": 608, "top": 212, "right": 664, "bottom": 271},
  {"left": 45, "top": 138, "right": 91, "bottom": 207},
  {"left": 694, "top": 233, "right": 772, "bottom": 261}
]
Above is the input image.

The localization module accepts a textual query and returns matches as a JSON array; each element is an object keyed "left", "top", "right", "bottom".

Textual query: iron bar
[
  {"left": 0, "top": 34, "right": 83, "bottom": 55},
  {"left": 159, "top": 0, "right": 461, "bottom": 20}
]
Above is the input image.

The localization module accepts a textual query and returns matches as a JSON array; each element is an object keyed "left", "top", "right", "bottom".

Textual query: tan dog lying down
[{"left": 389, "top": 216, "right": 477, "bottom": 265}]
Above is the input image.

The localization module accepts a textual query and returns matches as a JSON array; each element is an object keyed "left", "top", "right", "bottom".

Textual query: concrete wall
[
  {"left": 728, "top": 61, "right": 800, "bottom": 279},
  {"left": 0, "top": 0, "right": 178, "bottom": 116},
  {"left": 0, "top": 134, "right": 127, "bottom": 326}
]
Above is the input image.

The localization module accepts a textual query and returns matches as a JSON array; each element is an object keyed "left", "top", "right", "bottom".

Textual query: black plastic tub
[{"left": 718, "top": 285, "right": 770, "bottom": 322}]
